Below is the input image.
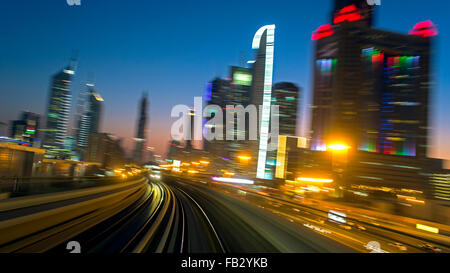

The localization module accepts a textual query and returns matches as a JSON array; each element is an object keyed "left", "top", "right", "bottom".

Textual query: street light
[
  {"left": 327, "top": 142, "right": 350, "bottom": 198},
  {"left": 236, "top": 155, "right": 252, "bottom": 176},
  {"left": 237, "top": 155, "right": 252, "bottom": 161},
  {"left": 327, "top": 144, "right": 351, "bottom": 151}
]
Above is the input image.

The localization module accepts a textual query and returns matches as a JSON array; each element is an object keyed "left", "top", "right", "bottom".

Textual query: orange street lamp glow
[
  {"left": 238, "top": 155, "right": 252, "bottom": 161},
  {"left": 296, "top": 177, "right": 334, "bottom": 183},
  {"left": 327, "top": 144, "right": 351, "bottom": 151}
]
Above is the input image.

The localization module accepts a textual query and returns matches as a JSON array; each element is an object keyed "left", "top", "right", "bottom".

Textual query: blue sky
[{"left": 0, "top": 0, "right": 449, "bottom": 162}]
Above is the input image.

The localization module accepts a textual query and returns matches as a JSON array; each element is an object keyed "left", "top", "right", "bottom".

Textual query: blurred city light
[
  {"left": 211, "top": 177, "right": 254, "bottom": 185},
  {"left": 296, "top": 177, "right": 334, "bottom": 183},
  {"left": 237, "top": 155, "right": 252, "bottom": 161},
  {"left": 327, "top": 144, "right": 351, "bottom": 151},
  {"left": 416, "top": 224, "right": 439, "bottom": 234}
]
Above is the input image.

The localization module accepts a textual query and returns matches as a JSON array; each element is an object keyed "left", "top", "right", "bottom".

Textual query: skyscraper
[
  {"left": 203, "top": 78, "right": 229, "bottom": 156},
  {"left": 10, "top": 111, "right": 41, "bottom": 147},
  {"left": 85, "top": 133, "right": 126, "bottom": 170},
  {"left": 203, "top": 26, "right": 276, "bottom": 179},
  {"left": 309, "top": 0, "right": 437, "bottom": 193},
  {"left": 272, "top": 82, "right": 300, "bottom": 137},
  {"left": 203, "top": 66, "right": 252, "bottom": 168},
  {"left": 250, "top": 25, "right": 276, "bottom": 179},
  {"left": 43, "top": 59, "right": 76, "bottom": 159},
  {"left": 185, "top": 109, "right": 195, "bottom": 152},
  {"left": 73, "top": 82, "right": 90, "bottom": 147},
  {"left": 267, "top": 82, "right": 300, "bottom": 179},
  {"left": 133, "top": 92, "right": 148, "bottom": 164},
  {"left": 311, "top": 1, "right": 434, "bottom": 158},
  {"left": 76, "top": 84, "right": 104, "bottom": 149}
]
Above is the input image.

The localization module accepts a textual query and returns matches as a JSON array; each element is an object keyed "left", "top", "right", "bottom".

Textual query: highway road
[{"left": 0, "top": 173, "right": 448, "bottom": 253}]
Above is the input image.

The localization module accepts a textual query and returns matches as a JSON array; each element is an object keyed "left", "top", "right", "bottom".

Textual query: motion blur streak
[{"left": 0, "top": 172, "right": 449, "bottom": 253}]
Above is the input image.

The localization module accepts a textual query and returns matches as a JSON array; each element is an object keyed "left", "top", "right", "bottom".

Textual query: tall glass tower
[
  {"left": 77, "top": 85, "right": 103, "bottom": 149},
  {"left": 272, "top": 82, "right": 300, "bottom": 137},
  {"left": 43, "top": 59, "right": 76, "bottom": 159},
  {"left": 133, "top": 92, "right": 149, "bottom": 164},
  {"left": 250, "top": 25, "right": 276, "bottom": 179},
  {"left": 309, "top": 0, "right": 436, "bottom": 194}
]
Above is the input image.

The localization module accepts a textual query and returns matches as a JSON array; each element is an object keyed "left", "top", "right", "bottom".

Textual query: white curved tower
[{"left": 251, "top": 24, "right": 275, "bottom": 179}]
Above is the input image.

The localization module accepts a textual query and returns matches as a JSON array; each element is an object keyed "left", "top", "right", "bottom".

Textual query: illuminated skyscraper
[
  {"left": 10, "top": 111, "right": 41, "bottom": 147},
  {"left": 85, "top": 133, "right": 126, "bottom": 169},
  {"left": 43, "top": 59, "right": 76, "bottom": 159},
  {"left": 272, "top": 82, "right": 300, "bottom": 136},
  {"left": 250, "top": 25, "right": 276, "bottom": 179},
  {"left": 203, "top": 78, "right": 227, "bottom": 156},
  {"left": 76, "top": 84, "right": 104, "bottom": 149},
  {"left": 275, "top": 136, "right": 310, "bottom": 180},
  {"left": 309, "top": 0, "right": 437, "bottom": 193},
  {"left": 202, "top": 27, "right": 276, "bottom": 178},
  {"left": 185, "top": 109, "right": 195, "bottom": 152},
  {"left": 204, "top": 67, "right": 252, "bottom": 165},
  {"left": 133, "top": 92, "right": 148, "bottom": 164},
  {"left": 311, "top": 2, "right": 435, "bottom": 158},
  {"left": 73, "top": 82, "right": 90, "bottom": 147}
]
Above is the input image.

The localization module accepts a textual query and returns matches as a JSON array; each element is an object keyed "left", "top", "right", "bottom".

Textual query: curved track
[{"left": 0, "top": 173, "right": 446, "bottom": 253}]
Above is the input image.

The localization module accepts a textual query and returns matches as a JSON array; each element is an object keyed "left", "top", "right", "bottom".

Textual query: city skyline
[
  {"left": 1, "top": 0, "right": 450, "bottom": 258},
  {"left": 1, "top": 0, "right": 449, "bottom": 164}
]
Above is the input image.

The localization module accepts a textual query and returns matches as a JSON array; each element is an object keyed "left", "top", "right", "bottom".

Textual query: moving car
[{"left": 389, "top": 242, "right": 408, "bottom": 251}]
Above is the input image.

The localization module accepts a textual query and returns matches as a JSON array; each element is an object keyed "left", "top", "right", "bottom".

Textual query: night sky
[{"left": 0, "top": 0, "right": 449, "bottom": 164}]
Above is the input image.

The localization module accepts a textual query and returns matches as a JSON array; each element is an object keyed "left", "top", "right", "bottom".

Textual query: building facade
[
  {"left": 0, "top": 141, "right": 45, "bottom": 177},
  {"left": 85, "top": 133, "right": 126, "bottom": 170},
  {"left": 43, "top": 59, "right": 76, "bottom": 159},
  {"left": 272, "top": 82, "right": 300, "bottom": 137},
  {"left": 203, "top": 67, "right": 254, "bottom": 174},
  {"left": 311, "top": 2, "right": 434, "bottom": 157},
  {"left": 250, "top": 25, "right": 276, "bottom": 179},
  {"left": 309, "top": 0, "right": 437, "bottom": 197},
  {"left": 10, "top": 111, "right": 41, "bottom": 147},
  {"left": 76, "top": 86, "right": 104, "bottom": 149},
  {"left": 132, "top": 93, "right": 149, "bottom": 164}
]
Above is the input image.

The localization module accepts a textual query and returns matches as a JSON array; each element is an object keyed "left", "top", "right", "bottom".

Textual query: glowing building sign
[
  {"left": 211, "top": 177, "right": 254, "bottom": 185},
  {"left": 333, "top": 4, "right": 362, "bottom": 24},
  {"left": 312, "top": 24, "right": 334, "bottom": 41},
  {"left": 382, "top": 55, "right": 420, "bottom": 157},
  {"left": 362, "top": 47, "right": 384, "bottom": 69},
  {"left": 233, "top": 71, "right": 252, "bottom": 86},
  {"left": 409, "top": 20, "right": 438, "bottom": 37},
  {"left": 316, "top": 59, "right": 337, "bottom": 73},
  {"left": 253, "top": 25, "right": 276, "bottom": 179},
  {"left": 204, "top": 82, "right": 212, "bottom": 102}
]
